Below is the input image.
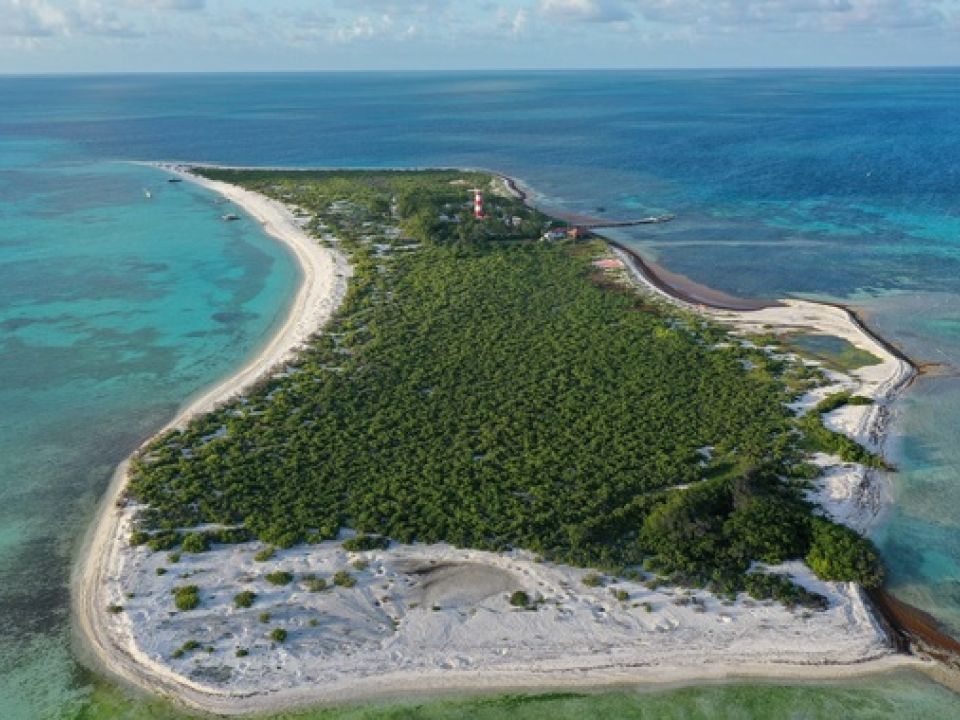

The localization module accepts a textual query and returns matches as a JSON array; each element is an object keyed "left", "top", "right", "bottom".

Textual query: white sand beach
[
  {"left": 72, "top": 164, "right": 351, "bottom": 709},
  {"left": 612, "top": 245, "right": 916, "bottom": 534},
  {"left": 74, "top": 174, "right": 925, "bottom": 717}
]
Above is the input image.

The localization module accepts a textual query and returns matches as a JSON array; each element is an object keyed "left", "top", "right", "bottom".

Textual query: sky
[{"left": 0, "top": 0, "right": 958, "bottom": 73}]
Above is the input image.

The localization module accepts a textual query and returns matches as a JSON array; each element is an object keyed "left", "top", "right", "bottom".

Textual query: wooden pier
[{"left": 584, "top": 214, "right": 676, "bottom": 229}]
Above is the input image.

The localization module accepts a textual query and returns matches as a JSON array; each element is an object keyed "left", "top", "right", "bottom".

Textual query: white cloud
[
  {"left": 0, "top": 0, "right": 206, "bottom": 42},
  {"left": 1, "top": 0, "right": 956, "bottom": 64},
  {"left": 539, "top": 0, "right": 632, "bottom": 23},
  {"left": 331, "top": 0, "right": 450, "bottom": 14},
  {"left": 535, "top": 0, "right": 954, "bottom": 32},
  {"left": 335, "top": 14, "right": 379, "bottom": 42},
  {"left": 123, "top": 0, "right": 205, "bottom": 9},
  {"left": 0, "top": 0, "right": 70, "bottom": 37},
  {"left": 498, "top": 6, "right": 529, "bottom": 36}
]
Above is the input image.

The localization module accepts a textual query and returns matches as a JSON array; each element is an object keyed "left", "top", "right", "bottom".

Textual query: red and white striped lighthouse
[{"left": 470, "top": 188, "right": 485, "bottom": 219}]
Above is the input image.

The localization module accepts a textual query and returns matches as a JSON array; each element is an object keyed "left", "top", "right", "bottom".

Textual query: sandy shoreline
[
  {"left": 608, "top": 241, "right": 916, "bottom": 534},
  {"left": 71, "top": 164, "right": 351, "bottom": 707},
  {"left": 73, "top": 168, "right": 928, "bottom": 716}
]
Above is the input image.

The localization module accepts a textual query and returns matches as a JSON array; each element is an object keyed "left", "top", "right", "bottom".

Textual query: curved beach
[
  {"left": 608, "top": 241, "right": 916, "bottom": 532},
  {"left": 72, "top": 165, "right": 351, "bottom": 707},
  {"left": 74, "top": 170, "right": 928, "bottom": 716}
]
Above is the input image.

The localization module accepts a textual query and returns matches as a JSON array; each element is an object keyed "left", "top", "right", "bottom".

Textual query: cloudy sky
[{"left": 1, "top": 0, "right": 957, "bottom": 72}]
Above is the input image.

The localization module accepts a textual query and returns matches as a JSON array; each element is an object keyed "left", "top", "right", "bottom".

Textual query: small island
[{"left": 76, "top": 167, "right": 920, "bottom": 715}]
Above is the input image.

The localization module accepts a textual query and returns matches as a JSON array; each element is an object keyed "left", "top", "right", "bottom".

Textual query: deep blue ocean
[{"left": 1, "top": 70, "right": 959, "bottom": 718}]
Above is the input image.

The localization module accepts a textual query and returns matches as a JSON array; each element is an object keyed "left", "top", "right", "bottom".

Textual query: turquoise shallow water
[
  {"left": 853, "top": 294, "right": 960, "bottom": 637},
  {"left": 1, "top": 71, "right": 960, "bottom": 717},
  {"left": 0, "top": 140, "right": 299, "bottom": 717}
]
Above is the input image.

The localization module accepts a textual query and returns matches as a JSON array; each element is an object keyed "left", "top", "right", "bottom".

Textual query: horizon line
[{"left": 1, "top": 64, "right": 959, "bottom": 78}]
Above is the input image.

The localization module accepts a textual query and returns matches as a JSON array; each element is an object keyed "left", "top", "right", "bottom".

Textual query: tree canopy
[{"left": 127, "top": 169, "right": 885, "bottom": 595}]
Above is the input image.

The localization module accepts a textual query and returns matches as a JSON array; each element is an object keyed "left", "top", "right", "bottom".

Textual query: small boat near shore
[
  {"left": 167, "top": 177, "right": 183, "bottom": 183},
  {"left": 222, "top": 213, "right": 240, "bottom": 222}
]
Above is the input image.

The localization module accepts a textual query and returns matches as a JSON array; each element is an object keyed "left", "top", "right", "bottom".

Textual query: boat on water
[
  {"left": 143, "top": 189, "right": 152, "bottom": 199},
  {"left": 222, "top": 213, "right": 240, "bottom": 222},
  {"left": 167, "top": 177, "right": 183, "bottom": 183}
]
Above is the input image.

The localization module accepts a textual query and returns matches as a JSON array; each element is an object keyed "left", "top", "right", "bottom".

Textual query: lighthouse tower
[{"left": 470, "top": 188, "right": 485, "bottom": 219}]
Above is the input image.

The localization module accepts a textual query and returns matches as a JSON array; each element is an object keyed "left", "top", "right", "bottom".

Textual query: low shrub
[
  {"left": 743, "top": 571, "right": 828, "bottom": 610},
  {"left": 582, "top": 572, "right": 604, "bottom": 588},
  {"left": 209, "top": 527, "right": 253, "bottom": 544},
  {"left": 265, "top": 571, "right": 293, "bottom": 586},
  {"left": 234, "top": 590, "right": 257, "bottom": 608},
  {"left": 509, "top": 590, "right": 530, "bottom": 607},
  {"left": 172, "top": 639, "right": 200, "bottom": 659},
  {"left": 254, "top": 546, "right": 276, "bottom": 562},
  {"left": 342, "top": 534, "right": 390, "bottom": 552},
  {"left": 181, "top": 532, "right": 209, "bottom": 554},
  {"left": 305, "top": 577, "right": 327, "bottom": 592},
  {"left": 172, "top": 585, "right": 200, "bottom": 611},
  {"left": 332, "top": 571, "right": 356, "bottom": 588},
  {"left": 147, "top": 531, "right": 181, "bottom": 552}
]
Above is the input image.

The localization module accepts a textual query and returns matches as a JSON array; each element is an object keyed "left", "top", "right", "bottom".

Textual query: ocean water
[
  {"left": 1, "top": 70, "right": 959, "bottom": 717},
  {"left": 0, "top": 139, "right": 300, "bottom": 716}
]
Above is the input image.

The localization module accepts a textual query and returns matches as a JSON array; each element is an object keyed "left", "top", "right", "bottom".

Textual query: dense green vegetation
[
  {"left": 806, "top": 519, "right": 884, "bottom": 587},
  {"left": 799, "top": 394, "right": 887, "bottom": 469},
  {"left": 342, "top": 534, "right": 390, "bottom": 552},
  {"left": 181, "top": 532, "right": 209, "bottom": 553},
  {"left": 742, "top": 571, "right": 828, "bottom": 609},
  {"left": 815, "top": 392, "right": 873, "bottom": 415},
  {"left": 126, "top": 169, "right": 885, "bottom": 596}
]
